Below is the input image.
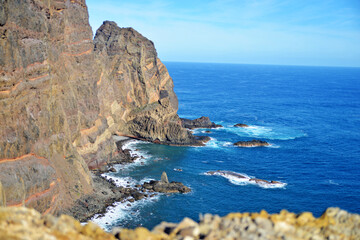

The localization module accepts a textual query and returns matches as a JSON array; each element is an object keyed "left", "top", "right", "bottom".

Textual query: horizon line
[{"left": 162, "top": 60, "right": 360, "bottom": 69}]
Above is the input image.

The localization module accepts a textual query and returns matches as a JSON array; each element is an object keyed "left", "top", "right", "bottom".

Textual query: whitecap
[
  {"left": 328, "top": 180, "right": 340, "bottom": 186},
  {"left": 225, "top": 124, "right": 306, "bottom": 140},
  {"left": 205, "top": 170, "right": 286, "bottom": 189}
]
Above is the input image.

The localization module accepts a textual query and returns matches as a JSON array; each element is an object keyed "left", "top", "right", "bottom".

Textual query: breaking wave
[{"left": 204, "top": 170, "right": 287, "bottom": 189}]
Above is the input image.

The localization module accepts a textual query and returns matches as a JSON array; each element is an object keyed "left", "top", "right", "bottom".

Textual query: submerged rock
[{"left": 234, "top": 139, "right": 270, "bottom": 147}]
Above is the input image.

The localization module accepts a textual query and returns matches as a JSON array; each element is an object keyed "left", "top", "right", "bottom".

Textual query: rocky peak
[{"left": 94, "top": 21, "right": 156, "bottom": 58}]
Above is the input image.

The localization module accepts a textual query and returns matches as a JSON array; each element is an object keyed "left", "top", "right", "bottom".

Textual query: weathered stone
[{"left": 1, "top": 207, "right": 359, "bottom": 240}]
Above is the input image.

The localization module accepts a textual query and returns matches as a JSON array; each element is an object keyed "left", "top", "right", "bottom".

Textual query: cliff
[
  {"left": 0, "top": 0, "right": 195, "bottom": 214},
  {"left": 0, "top": 207, "right": 359, "bottom": 240}
]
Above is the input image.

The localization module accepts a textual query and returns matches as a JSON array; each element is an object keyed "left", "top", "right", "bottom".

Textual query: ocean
[{"left": 91, "top": 62, "right": 360, "bottom": 231}]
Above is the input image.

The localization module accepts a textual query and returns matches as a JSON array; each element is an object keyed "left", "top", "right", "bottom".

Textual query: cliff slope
[{"left": 0, "top": 0, "right": 194, "bottom": 214}]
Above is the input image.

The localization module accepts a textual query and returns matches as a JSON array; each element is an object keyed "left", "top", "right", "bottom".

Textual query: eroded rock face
[{"left": 0, "top": 2, "right": 195, "bottom": 214}]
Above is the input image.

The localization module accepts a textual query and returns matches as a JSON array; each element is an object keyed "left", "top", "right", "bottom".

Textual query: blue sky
[{"left": 86, "top": 0, "right": 360, "bottom": 67}]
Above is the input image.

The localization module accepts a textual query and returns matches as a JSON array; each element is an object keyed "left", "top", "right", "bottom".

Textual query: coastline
[{"left": 63, "top": 137, "right": 161, "bottom": 222}]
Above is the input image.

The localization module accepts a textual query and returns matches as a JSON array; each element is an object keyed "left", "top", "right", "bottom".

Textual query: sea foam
[{"left": 205, "top": 170, "right": 287, "bottom": 189}]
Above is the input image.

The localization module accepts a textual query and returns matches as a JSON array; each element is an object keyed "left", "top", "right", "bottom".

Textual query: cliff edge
[{"left": 0, "top": 0, "right": 195, "bottom": 215}]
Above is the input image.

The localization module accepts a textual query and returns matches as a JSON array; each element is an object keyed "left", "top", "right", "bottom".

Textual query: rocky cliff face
[
  {"left": 0, "top": 1, "right": 194, "bottom": 214},
  {"left": 93, "top": 21, "right": 195, "bottom": 146}
]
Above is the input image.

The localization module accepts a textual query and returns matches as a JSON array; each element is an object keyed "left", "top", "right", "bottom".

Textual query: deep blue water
[{"left": 93, "top": 62, "right": 360, "bottom": 230}]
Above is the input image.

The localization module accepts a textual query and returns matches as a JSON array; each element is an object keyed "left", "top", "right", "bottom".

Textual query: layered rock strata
[
  {"left": 0, "top": 207, "right": 359, "bottom": 240},
  {"left": 0, "top": 1, "right": 195, "bottom": 214}
]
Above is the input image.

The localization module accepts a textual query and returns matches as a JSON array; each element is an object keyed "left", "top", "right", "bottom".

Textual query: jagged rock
[
  {"left": 161, "top": 171, "right": 169, "bottom": 183},
  {"left": 181, "top": 116, "right": 223, "bottom": 129},
  {"left": 234, "top": 140, "right": 270, "bottom": 147},
  {"left": 0, "top": 207, "right": 116, "bottom": 240},
  {"left": 234, "top": 123, "right": 249, "bottom": 127}
]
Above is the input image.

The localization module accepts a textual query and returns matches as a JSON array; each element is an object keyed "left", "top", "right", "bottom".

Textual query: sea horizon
[{"left": 163, "top": 60, "right": 360, "bottom": 69}]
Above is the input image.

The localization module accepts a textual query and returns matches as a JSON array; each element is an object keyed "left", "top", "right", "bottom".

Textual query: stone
[{"left": 1, "top": 207, "right": 360, "bottom": 240}]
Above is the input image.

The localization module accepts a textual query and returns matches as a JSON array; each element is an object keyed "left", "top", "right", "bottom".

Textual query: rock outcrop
[
  {"left": 0, "top": 207, "right": 359, "bottom": 240},
  {"left": 0, "top": 1, "right": 196, "bottom": 214},
  {"left": 93, "top": 21, "right": 197, "bottom": 146},
  {"left": 181, "top": 116, "right": 223, "bottom": 129},
  {"left": 234, "top": 140, "right": 270, "bottom": 147},
  {"left": 142, "top": 172, "right": 191, "bottom": 194}
]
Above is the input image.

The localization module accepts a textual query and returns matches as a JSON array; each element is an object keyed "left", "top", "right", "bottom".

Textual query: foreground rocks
[
  {"left": 234, "top": 140, "right": 270, "bottom": 147},
  {"left": 181, "top": 117, "right": 223, "bottom": 129},
  {"left": 1, "top": 207, "right": 359, "bottom": 240}
]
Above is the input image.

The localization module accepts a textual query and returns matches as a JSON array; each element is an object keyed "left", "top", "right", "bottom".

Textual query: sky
[{"left": 86, "top": 0, "right": 360, "bottom": 67}]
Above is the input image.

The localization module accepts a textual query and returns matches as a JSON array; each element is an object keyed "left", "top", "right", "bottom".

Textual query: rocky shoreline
[{"left": 62, "top": 138, "right": 191, "bottom": 223}]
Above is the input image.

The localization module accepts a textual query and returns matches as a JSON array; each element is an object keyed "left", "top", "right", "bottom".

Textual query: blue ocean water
[{"left": 93, "top": 63, "right": 360, "bottom": 230}]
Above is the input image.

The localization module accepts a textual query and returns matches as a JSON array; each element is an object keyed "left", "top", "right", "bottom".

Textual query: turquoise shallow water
[{"left": 92, "top": 62, "right": 360, "bottom": 230}]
